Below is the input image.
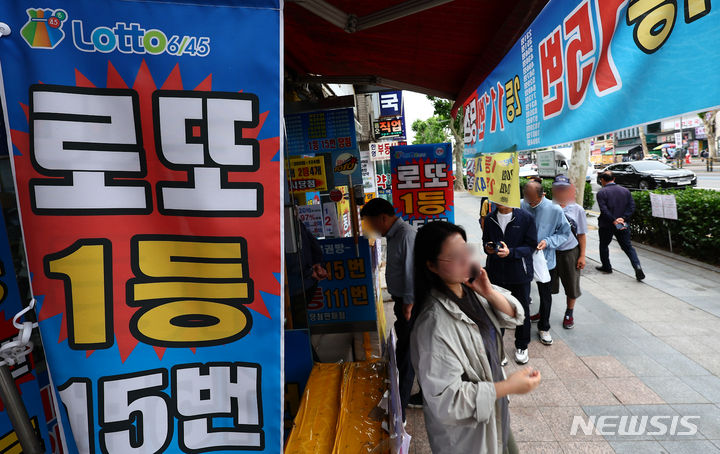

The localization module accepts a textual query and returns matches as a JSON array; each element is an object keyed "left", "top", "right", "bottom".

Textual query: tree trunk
[
  {"left": 568, "top": 140, "right": 590, "bottom": 206},
  {"left": 639, "top": 127, "right": 649, "bottom": 158},
  {"left": 448, "top": 119, "right": 466, "bottom": 191},
  {"left": 701, "top": 111, "right": 719, "bottom": 159}
]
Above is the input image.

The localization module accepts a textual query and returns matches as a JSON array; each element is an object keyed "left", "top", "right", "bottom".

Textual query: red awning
[{"left": 285, "top": 0, "right": 548, "bottom": 114}]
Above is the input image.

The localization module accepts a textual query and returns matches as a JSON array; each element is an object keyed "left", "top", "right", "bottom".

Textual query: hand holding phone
[
  {"left": 468, "top": 264, "right": 480, "bottom": 283},
  {"left": 485, "top": 242, "right": 499, "bottom": 255}
]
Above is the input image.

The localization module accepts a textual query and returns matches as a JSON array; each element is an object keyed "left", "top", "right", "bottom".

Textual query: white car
[
  {"left": 586, "top": 165, "right": 596, "bottom": 183},
  {"left": 519, "top": 163, "right": 538, "bottom": 178}
]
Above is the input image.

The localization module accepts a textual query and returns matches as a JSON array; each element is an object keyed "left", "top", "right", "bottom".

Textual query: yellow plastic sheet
[
  {"left": 286, "top": 362, "right": 388, "bottom": 454},
  {"left": 285, "top": 363, "right": 342, "bottom": 454},
  {"left": 333, "top": 361, "right": 388, "bottom": 454}
]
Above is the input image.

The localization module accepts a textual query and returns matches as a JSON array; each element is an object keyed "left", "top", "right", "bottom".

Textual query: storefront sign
[
  {"left": 466, "top": 153, "right": 521, "bottom": 208},
  {"left": 297, "top": 204, "right": 324, "bottom": 237},
  {"left": 390, "top": 143, "right": 454, "bottom": 227},
  {"left": 286, "top": 107, "right": 362, "bottom": 186},
  {"left": 286, "top": 108, "right": 357, "bottom": 155},
  {"left": 360, "top": 150, "right": 377, "bottom": 197},
  {"left": 369, "top": 140, "right": 406, "bottom": 161},
  {"left": 288, "top": 156, "right": 328, "bottom": 193},
  {"left": 322, "top": 203, "right": 341, "bottom": 238},
  {"left": 373, "top": 117, "right": 405, "bottom": 139},
  {"left": 462, "top": 0, "right": 720, "bottom": 156},
  {"left": 308, "top": 238, "right": 377, "bottom": 327},
  {"left": 0, "top": 1, "right": 282, "bottom": 452},
  {"left": 379, "top": 91, "right": 402, "bottom": 117}
]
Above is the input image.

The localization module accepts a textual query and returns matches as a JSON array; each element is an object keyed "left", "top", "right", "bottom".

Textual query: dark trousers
[
  {"left": 599, "top": 226, "right": 641, "bottom": 270},
  {"left": 392, "top": 296, "right": 416, "bottom": 420},
  {"left": 536, "top": 279, "right": 553, "bottom": 332},
  {"left": 500, "top": 283, "right": 531, "bottom": 350}
]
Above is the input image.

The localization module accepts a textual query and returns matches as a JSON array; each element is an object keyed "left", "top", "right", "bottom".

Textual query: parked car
[
  {"left": 586, "top": 165, "right": 596, "bottom": 183},
  {"left": 519, "top": 163, "right": 538, "bottom": 178},
  {"left": 644, "top": 155, "right": 668, "bottom": 164},
  {"left": 598, "top": 160, "right": 697, "bottom": 190}
]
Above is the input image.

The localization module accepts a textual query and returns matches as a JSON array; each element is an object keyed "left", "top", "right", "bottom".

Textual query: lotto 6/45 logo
[
  {"left": 21, "top": 8, "right": 68, "bottom": 49},
  {"left": 71, "top": 20, "right": 211, "bottom": 57}
]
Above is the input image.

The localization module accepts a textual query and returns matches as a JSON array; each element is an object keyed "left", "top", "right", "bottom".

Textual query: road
[{"left": 694, "top": 168, "right": 720, "bottom": 190}]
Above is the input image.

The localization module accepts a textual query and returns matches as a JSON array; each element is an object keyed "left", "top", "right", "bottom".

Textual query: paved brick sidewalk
[{"left": 399, "top": 192, "right": 720, "bottom": 453}]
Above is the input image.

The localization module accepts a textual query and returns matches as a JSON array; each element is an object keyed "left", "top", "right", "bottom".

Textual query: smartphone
[
  {"left": 469, "top": 264, "right": 480, "bottom": 283},
  {"left": 615, "top": 222, "right": 628, "bottom": 230}
]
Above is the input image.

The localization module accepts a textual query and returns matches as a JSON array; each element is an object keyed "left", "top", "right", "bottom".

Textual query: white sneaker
[
  {"left": 515, "top": 348, "right": 529, "bottom": 364},
  {"left": 538, "top": 330, "right": 553, "bottom": 345},
  {"left": 501, "top": 357, "right": 508, "bottom": 366}
]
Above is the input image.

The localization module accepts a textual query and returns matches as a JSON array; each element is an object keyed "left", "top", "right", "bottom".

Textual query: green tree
[{"left": 411, "top": 116, "right": 449, "bottom": 145}]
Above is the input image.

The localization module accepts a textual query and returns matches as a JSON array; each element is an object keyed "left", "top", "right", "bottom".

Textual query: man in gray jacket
[{"left": 360, "top": 198, "right": 420, "bottom": 418}]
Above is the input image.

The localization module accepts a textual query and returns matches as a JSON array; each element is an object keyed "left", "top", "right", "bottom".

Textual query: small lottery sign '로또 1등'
[
  {"left": 390, "top": 143, "right": 454, "bottom": 227},
  {"left": 0, "top": 1, "right": 283, "bottom": 452}
]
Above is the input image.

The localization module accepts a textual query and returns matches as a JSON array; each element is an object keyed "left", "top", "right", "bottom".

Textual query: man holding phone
[
  {"left": 483, "top": 204, "right": 538, "bottom": 364},
  {"left": 596, "top": 171, "right": 645, "bottom": 281}
]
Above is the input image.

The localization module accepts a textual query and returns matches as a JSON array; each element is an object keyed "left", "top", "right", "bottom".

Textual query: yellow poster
[
  {"left": 465, "top": 152, "right": 520, "bottom": 208},
  {"left": 288, "top": 156, "right": 328, "bottom": 192}
]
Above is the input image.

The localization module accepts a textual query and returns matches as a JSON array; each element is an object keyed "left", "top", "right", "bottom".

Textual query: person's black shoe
[
  {"left": 635, "top": 268, "right": 645, "bottom": 281},
  {"left": 408, "top": 392, "right": 423, "bottom": 409},
  {"left": 595, "top": 266, "right": 613, "bottom": 273}
]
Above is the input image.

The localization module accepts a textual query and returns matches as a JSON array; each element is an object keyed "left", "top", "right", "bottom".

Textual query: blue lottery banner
[
  {"left": 462, "top": 0, "right": 720, "bottom": 156},
  {"left": 390, "top": 143, "right": 455, "bottom": 227},
  {"left": 0, "top": 1, "right": 283, "bottom": 453},
  {"left": 285, "top": 107, "right": 362, "bottom": 186},
  {"left": 308, "top": 238, "right": 377, "bottom": 327}
]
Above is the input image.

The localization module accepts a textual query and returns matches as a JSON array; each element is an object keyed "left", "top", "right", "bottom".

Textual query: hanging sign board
[
  {"left": 466, "top": 153, "right": 522, "bottom": 208},
  {"left": 288, "top": 156, "right": 328, "bottom": 193},
  {"left": 0, "top": 1, "right": 283, "bottom": 452},
  {"left": 462, "top": 0, "right": 720, "bottom": 156},
  {"left": 390, "top": 143, "right": 454, "bottom": 227}
]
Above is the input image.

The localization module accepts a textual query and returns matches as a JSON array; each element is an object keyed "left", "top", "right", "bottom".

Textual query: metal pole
[{"left": 0, "top": 365, "right": 43, "bottom": 453}]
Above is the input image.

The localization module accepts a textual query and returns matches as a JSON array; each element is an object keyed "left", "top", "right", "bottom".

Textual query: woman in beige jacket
[{"left": 410, "top": 221, "right": 541, "bottom": 454}]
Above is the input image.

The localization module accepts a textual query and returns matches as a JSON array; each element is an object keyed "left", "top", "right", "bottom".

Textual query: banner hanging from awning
[
  {"left": 462, "top": 0, "right": 720, "bottom": 156},
  {"left": 0, "top": 1, "right": 282, "bottom": 452},
  {"left": 466, "top": 152, "right": 521, "bottom": 208},
  {"left": 390, "top": 143, "right": 454, "bottom": 227}
]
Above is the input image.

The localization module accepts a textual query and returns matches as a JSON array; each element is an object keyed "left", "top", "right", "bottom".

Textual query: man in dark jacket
[
  {"left": 483, "top": 204, "right": 538, "bottom": 364},
  {"left": 596, "top": 171, "right": 645, "bottom": 281}
]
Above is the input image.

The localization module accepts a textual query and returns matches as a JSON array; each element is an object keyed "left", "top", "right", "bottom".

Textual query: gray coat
[{"left": 410, "top": 286, "right": 525, "bottom": 454}]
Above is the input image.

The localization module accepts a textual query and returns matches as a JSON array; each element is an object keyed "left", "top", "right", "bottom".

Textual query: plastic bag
[{"left": 533, "top": 250, "right": 551, "bottom": 283}]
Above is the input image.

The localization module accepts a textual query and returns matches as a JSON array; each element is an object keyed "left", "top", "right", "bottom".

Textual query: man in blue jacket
[
  {"left": 596, "top": 171, "right": 645, "bottom": 280},
  {"left": 483, "top": 204, "right": 538, "bottom": 364},
  {"left": 521, "top": 179, "right": 571, "bottom": 346}
]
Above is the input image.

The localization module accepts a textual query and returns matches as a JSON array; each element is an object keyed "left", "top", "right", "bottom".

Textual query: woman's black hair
[{"left": 412, "top": 221, "right": 467, "bottom": 320}]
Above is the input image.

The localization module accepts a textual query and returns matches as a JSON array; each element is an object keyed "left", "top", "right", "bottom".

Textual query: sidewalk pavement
[{"left": 397, "top": 192, "right": 720, "bottom": 454}]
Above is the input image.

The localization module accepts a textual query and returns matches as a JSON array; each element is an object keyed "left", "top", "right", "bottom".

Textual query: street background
[{"left": 392, "top": 189, "right": 720, "bottom": 454}]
